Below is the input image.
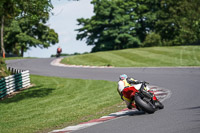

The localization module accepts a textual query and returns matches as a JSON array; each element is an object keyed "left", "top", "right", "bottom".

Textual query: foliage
[
  {"left": 0, "top": 0, "right": 59, "bottom": 57},
  {"left": 155, "top": 0, "right": 200, "bottom": 46},
  {"left": 0, "top": 58, "right": 10, "bottom": 78},
  {"left": 76, "top": 0, "right": 141, "bottom": 52},
  {"left": 142, "top": 32, "right": 161, "bottom": 47},
  {"left": 76, "top": 0, "right": 200, "bottom": 52},
  {"left": 51, "top": 52, "right": 89, "bottom": 57},
  {"left": 4, "top": 19, "right": 58, "bottom": 56}
]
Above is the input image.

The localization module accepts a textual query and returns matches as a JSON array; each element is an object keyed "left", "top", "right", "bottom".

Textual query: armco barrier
[{"left": 0, "top": 69, "right": 31, "bottom": 99}]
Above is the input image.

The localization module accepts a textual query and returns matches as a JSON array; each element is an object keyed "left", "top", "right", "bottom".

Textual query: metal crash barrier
[{"left": 0, "top": 68, "right": 31, "bottom": 99}]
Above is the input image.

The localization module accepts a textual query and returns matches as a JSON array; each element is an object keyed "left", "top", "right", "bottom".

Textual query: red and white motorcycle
[{"left": 122, "top": 81, "right": 164, "bottom": 114}]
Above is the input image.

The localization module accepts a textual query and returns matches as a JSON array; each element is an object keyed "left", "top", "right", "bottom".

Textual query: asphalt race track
[{"left": 6, "top": 58, "right": 200, "bottom": 133}]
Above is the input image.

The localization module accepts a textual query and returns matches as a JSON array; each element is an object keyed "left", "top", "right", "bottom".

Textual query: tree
[
  {"left": 1, "top": 14, "right": 5, "bottom": 58},
  {"left": 4, "top": 19, "right": 58, "bottom": 56},
  {"left": 77, "top": 0, "right": 200, "bottom": 50},
  {"left": 154, "top": 0, "right": 200, "bottom": 46},
  {"left": 0, "top": 0, "right": 59, "bottom": 57},
  {"left": 0, "top": 0, "right": 18, "bottom": 58},
  {"left": 133, "top": 0, "right": 161, "bottom": 42},
  {"left": 76, "top": 0, "right": 141, "bottom": 52},
  {"left": 142, "top": 32, "right": 161, "bottom": 47},
  {"left": 4, "top": 0, "right": 58, "bottom": 57},
  {"left": 177, "top": 0, "right": 200, "bottom": 45}
]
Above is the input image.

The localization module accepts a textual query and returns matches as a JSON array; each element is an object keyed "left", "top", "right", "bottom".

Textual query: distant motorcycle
[
  {"left": 56, "top": 47, "right": 62, "bottom": 58},
  {"left": 56, "top": 53, "right": 61, "bottom": 58},
  {"left": 122, "top": 81, "right": 164, "bottom": 114}
]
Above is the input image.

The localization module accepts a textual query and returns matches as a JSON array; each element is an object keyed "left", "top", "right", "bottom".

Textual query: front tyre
[
  {"left": 135, "top": 93, "right": 156, "bottom": 114},
  {"left": 155, "top": 101, "right": 164, "bottom": 109}
]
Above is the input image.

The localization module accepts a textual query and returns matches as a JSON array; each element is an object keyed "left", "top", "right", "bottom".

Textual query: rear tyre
[{"left": 135, "top": 93, "right": 156, "bottom": 114}]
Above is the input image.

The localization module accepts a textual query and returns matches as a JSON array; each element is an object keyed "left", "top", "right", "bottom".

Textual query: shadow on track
[
  {"left": 182, "top": 106, "right": 200, "bottom": 110},
  {"left": 108, "top": 109, "right": 146, "bottom": 118}
]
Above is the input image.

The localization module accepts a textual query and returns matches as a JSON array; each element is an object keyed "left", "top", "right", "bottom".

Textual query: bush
[
  {"left": 143, "top": 32, "right": 162, "bottom": 47},
  {"left": 0, "top": 58, "right": 10, "bottom": 78}
]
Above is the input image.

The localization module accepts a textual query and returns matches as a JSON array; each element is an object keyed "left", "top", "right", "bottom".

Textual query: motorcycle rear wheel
[{"left": 135, "top": 93, "right": 156, "bottom": 114}]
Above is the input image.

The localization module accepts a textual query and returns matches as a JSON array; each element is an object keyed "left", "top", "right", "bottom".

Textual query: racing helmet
[{"left": 119, "top": 74, "right": 127, "bottom": 80}]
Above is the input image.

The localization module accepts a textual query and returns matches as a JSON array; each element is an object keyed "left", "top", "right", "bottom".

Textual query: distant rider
[
  {"left": 56, "top": 46, "right": 62, "bottom": 57},
  {"left": 117, "top": 74, "right": 149, "bottom": 109}
]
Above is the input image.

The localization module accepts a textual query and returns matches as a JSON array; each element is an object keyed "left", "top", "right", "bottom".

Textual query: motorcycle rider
[
  {"left": 117, "top": 74, "right": 149, "bottom": 109},
  {"left": 56, "top": 46, "right": 62, "bottom": 57}
]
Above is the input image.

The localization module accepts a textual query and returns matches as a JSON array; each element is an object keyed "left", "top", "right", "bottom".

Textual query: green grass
[
  {"left": 61, "top": 46, "right": 200, "bottom": 67},
  {"left": 0, "top": 75, "right": 123, "bottom": 133}
]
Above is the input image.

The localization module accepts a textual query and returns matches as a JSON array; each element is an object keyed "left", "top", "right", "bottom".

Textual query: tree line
[
  {"left": 1, "top": 0, "right": 199, "bottom": 57},
  {"left": 76, "top": 0, "right": 200, "bottom": 52},
  {"left": 0, "top": 0, "right": 59, "bottom": 57}
]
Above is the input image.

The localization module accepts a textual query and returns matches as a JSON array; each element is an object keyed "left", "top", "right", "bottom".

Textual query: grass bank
[
  {"left": 0, "top": 75, "right": 123, "bottom": 133},
  {"left": 61, "top": 46, "right": 200, "bottom": 67}
]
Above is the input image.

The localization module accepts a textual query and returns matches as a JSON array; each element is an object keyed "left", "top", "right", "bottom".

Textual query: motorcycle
[
  {"left": 56, "top": 52, "right": 61, "bottom": 58},
  {"left": 122, "top": 81, "right": 164, "bottom": 114}
]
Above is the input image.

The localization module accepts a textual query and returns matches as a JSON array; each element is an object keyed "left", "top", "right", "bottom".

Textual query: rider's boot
[
  {"left": 127, "top": 103, "right": 132, "bottom": 109},
  {"left": 127, "top": 96, "right": 135, "bottom": 109}
]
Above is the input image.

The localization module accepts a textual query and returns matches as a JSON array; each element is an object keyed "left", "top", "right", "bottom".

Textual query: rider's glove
[
  {"left": 127, "top": 77, "right": 136, "bottom": 84},
  {"left": 133, "top": 80, "right": 141, "bottom": 84}
]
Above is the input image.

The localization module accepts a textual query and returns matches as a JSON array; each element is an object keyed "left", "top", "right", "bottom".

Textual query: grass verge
[
  {"left": 0, "top": 75, "right": 124, "bottom": 133},
  {"left": 61, "top": 46, "right": 200, "bottom": 67}
]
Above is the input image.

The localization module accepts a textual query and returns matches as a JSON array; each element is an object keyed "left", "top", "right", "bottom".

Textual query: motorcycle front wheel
[{"left": 155, "top": 100, "right": 164, "bottom": 109}]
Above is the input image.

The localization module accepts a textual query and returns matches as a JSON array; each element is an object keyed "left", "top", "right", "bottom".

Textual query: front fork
[{"left": 138, "top": 92, "right": 157, "bottom": 109}]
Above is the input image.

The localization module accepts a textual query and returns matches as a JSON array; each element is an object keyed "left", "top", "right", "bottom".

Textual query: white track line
[{"left": 51, "top": 58, "right": 200, "bottom": 69}]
